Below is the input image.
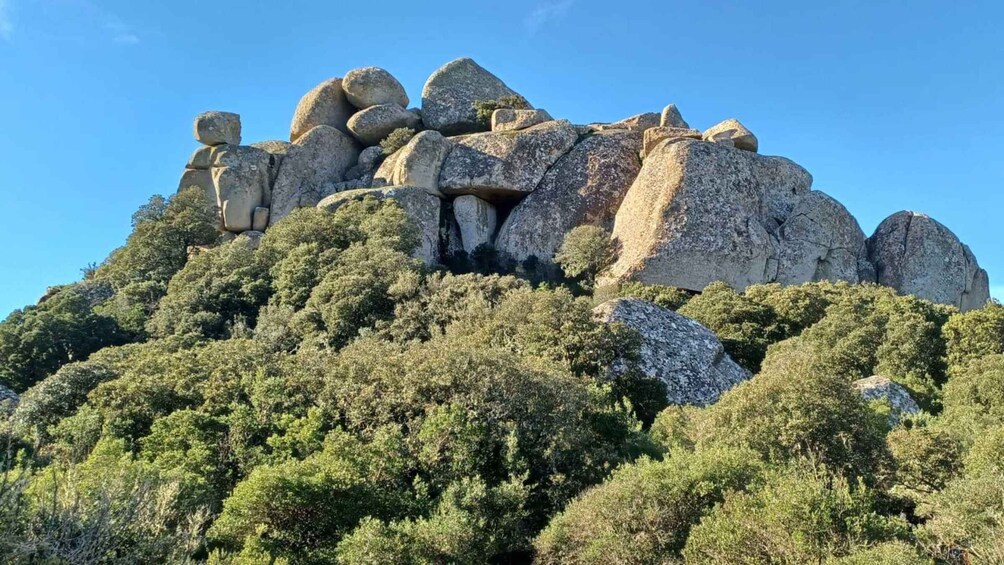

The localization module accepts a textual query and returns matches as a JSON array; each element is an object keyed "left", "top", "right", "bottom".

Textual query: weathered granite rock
[
  {"left": 210, "top": 145, "right": 271, "bottom": 232},
  {"left": 235, "top": 230, "right": 264, "bottom": 250},
  {"left": 317, "top": 185, "right": 441, "bottom": 264},
  {"left": 595, "top": 112, "right": 661, "bottom": 132},
  {"left": 178, "top": 168, "right": 217, "bottom": 204},
  {"left": 251, "top": 140, "right": 291, "bottom": 204},
  {"left": 289, "top": 78, "right": 354, "bottom": 142},
  {"left": 491, "top": 108, "right": 553, "bottom": 132},
  {"left": 439, "top": 119, "right": 578, "bottom": 201},
  {"left": 270, "top": 125, "right": 360, "bottom": 226},
  {"left": 853, "top": 376, "right": 921, "bottom": 425},
  {"left": 593, "top": 298, "right": 752, "bottom": 405},
  {"left": 453, "top": 195, "right": 497, "bottom": 253},
  {"left": 194, "top": 111, "right": 241, "bottom": 146},
  {"left": 187, "top": 145, "right": 216, "bottom": 169},
  {"left": 372, "top": 130, "right": 452, "bottom": 194},
  {"left": 496, "top": 130, "right": 642, "bottom": 265},
  {"left": 421, "top": 57, "right": 527, "bottom": 135},
  {"left": 0, "top": 384, "right": 18, "bottom": 414},
  {"left": 603, "top": 139, "right": 812, "bottom": 291},
  {"left": 776, "top": 190, "right": 875, "bottom": 285},
  {"left": 867, "top": 211, "right": 990, "bottom": 311},
  {"left": 703, "top": 118, "right": 758, "bottom": 152},
  {"left": 252, "top": 207, "right": 269, "bottom": 231},
  {"left": 347, "top": 104, "right": 422, "bottom": 146},
  {"left": 641, "top": 126, "right": 702, "bottom": 158},
  {"left": 342, "top": 66, "right": 409, "bottom": 109},
  {"left": 356, "top": 146, "right": 385, "bottom": 176},
  {"left": 660, "top": 104, "right": 689, "bottom": 128}
]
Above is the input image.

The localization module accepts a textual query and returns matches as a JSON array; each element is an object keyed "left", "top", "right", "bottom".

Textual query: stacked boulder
[{"left": 174, "top": 57, "right": 990, "bottom": 311}]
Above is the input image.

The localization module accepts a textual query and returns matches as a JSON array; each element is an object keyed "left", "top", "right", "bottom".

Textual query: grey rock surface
[
  {"left": 867, "top": 211, "right": 990, "bottom": 311},
  {"left": 372, "top": 130, "right": 453, "bottom": 194},
  {"left": 421, "top": 57, "right": 527, "bottom": 135},
  {"left": 343, "top": 66, "right": 409, "bottom": 109},
  {"left": 317, "top": 185, "right": 441, "bottom": 265},
  {"left": 251, "top": 140, "right": 291, "bottom": 203},
  {"left": 496, "top": 130, "right": 642, "bottom": 266},
  {"left": 452, "top": 194, "right": 497, "bottom": 253},
  {"left": 603, "top": 139, "right": 812, "bottom": 291},
  {"left": 593, "top": 298, "right": 752, "bottom": 405},
  {"left": 491, "top": 108, "right": 553, "bottom": 132},
  {"left": 439, "top": 119, "right": 577, "bottom": 201},
  {"left": 211, "top": 145, "right": 271, "bottom": 233},
  {"left": 270, "top": 125, "right": 360, "bottom": 226},
  {"left": 252, "top": 207, "right": 269, "bottom": 231},
  {"left": 194, "top": 111, "right": 241, "bottom": 146},
  {"left": 289, "top": 78, "right": 355, "bottom": 141},
  {"left": 347, "top": 104, "right": 422, "bottom": 145},
  {"left": 703, "top": 118, "right": 758, "bottom": 152},
  {"left": 853, "top": 376, "right": 921, "bottom": 426},
  {"left": 356, "top": 146, "right": 385, "bottom": 176},
  {"left": 593, "top": 112, "right": 660, "bottom": 132},
  {"left": 642, "top": 126, "right": 702, "bottom": 158},
  {"left": 178, "top": 168, "right": 216, "bottom": 204},
  {"left": 0, "top": 384, "right": 18, "bottom": 415}
]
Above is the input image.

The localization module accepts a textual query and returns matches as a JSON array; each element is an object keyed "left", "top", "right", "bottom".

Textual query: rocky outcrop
[
  {"left": 853, "top": 376, "right": 921, "bottom": 425},
  {"left": 373, "top": 130, "right": 452, "bottom": 194},
  {"left": 342, "top": 66, "right": 409, "bottom": 109},
  {"left": 603, "top": 139, "right": 812, "bottom": 291},
  {"left": 250, "top": 140, "right": 291, "bottom": 204},
  {"left": 452, "top": 195, "right": 497, "bottom": 253},
  {"left": 270, "top": 125, "right": 360, "bottom": 226},
  {"left": 703, "top": 118, "right": 758, "bottom": 152},
  {"left": 496, "top": 130, "right": 642, "bottom": 266},
  {"left": 776, "top": 190, "right": 875, "bottom": 285},
  {"left": 347, "top": 104, "right": 422, "bottom": 145},
  {"left": 421, "top": 57, "right": 527, "bottom": 135},
  {"left": 593, "top": 298, "right": 751, "bottom": 405},
  {"left": 660, "top": 104, "right": 689, "bottom": 128},
  {"left": 492, "top": 109, "right": 553, "bottom": 132},
  {"left": 289, "top": 78, "right": 355, "bottom": 141},
  {"left": 641, "top": 127, "right": 701, "bottom": 158},
  {"left": 439, "top": 119, "right": 577, "bottom": 201},
  {"left": 212, "top": 145, "right": 271, "bottom": 232},
  {"left": 194, "top": 111, "right": 241, "bottom": 146},
  {"left": 867, "top": 211, "right": 990, "bottom": 311},
  {"left": 317, "top": 185, "right": 441, "bottom": 265}
]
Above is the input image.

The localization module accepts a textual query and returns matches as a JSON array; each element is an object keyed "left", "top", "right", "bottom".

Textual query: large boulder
[
  {"left": 452, "top": 195, "right": 497, "bottom": 253},
  {"left": 421, "top": 57, "right": 528, "bottom": 135},
  {"left": 491, "top": 108, "right": 553, "bottom": 132},
  {"left": 194, "top": 111, "right": 241, "bottom": 146},
  {"left": 289, "top": 78, "right": 355, "bottom": 142},
  {"left": 317, "top": 185, "right": 441, "bottom": 265},
  {"left": 178, "top": 167, "right": 216, "bottom": 205},
  {"left": 853, "top": 376, "right": 921, "bottom": 425},
  {"left": 250, "top": 140, "right": 291, "bottom": 204},
  {"left": 703, "top": 118, "right": 758, "bottom": 152},
  {"left": 603, "top": 139, "right": 812, "bottom": 291},
  {"left": 211, "top": 145, "right": 271, "bottom": 233},
  {"left": 776, "top": 190, "right": 875, "bottom": 285},
  {"left": 347, "top": 104, "right": 422, "bottom": 146},
  {"left": 593, "top": 298, "right": 752, "bottom": 406},
  {"left": 269, "top": 125, "right": 360, "bottom": 226},
  {"left": 342, "top": 66, "right": 409, "bottom": 109},
  {"left": 372, "top": 130, "right": 453, "bottom": 194},
  {"left": 438, "top": 119, "right": 578, "bottom": 201},
  {"left": 867, "top": 211, "right": 990, "bottom": 311},
  {"left": 641, "top": 126, "right": 701, "bottom": 158},
  {"left": 660, "top": 104, "right": 689, "bottom": 128},
  {"left": 495, "top": 130, "right": 642, "bottom": 266}
]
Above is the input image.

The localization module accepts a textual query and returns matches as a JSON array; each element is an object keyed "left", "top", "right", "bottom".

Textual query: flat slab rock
[
  {"left": 438, "top": 119, "right": 578, "bottom": 201},
  {"left": 593, "top": 298, "right": 751, "bottom": 406}
]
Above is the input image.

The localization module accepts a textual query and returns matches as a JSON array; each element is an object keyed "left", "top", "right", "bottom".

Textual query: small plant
[
  {"left": 554, "top": 225, "right": 615, "bottom": 287},
  {"left": 473, "top": 95, "right": 531, "bottom": 129},
  {"left": 379, "top": 127, "right": 416, "bottom": 155}
]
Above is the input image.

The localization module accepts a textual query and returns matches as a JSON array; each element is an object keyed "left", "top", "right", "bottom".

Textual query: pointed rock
[
  {"left": 421, "top": 57, "right": 527, "bottom": 135},
  {"left": 703, "top": 118, "right": 758, "bottom": 152},
  {"left": 660, "top": 104, "right": 689, "bottom": 128}
]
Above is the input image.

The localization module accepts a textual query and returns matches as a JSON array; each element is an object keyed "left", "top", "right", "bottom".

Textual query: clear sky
[{"left": 0, "top": 0, "right": 1002, "bottom": 316}]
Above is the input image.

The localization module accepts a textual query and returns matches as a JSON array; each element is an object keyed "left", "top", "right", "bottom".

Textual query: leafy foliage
[
  {"left": 472, "top": 94, "right": 531, "bottom": 129},
  {"left": 379, "top": 127, "right": 417, "bottom": 154},
  {"left": 554, "top": 225, "right": 615, "bottom": 288}
]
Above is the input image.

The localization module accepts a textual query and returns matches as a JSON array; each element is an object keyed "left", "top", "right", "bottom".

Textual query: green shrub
[
  {"left": 941, "top": 354, "right": 1004, "bottom": 442},
  {"left": 472, "top": 95, "right": 530, "bottom": 129},
  {"left": 943, "top": 301, "right": 1004, "bottom": 370},
  {"left": 379, "top": 127, "right": 416, "bottom": 154},
  {"left": 886, "top": 421, "right": 962, "bottom": 503},
  {"left": 602, "top": 282, "right": 692, "bottom": 311},
  {"left": 554, "top": 226, "right": 615, "bottom": 287}
]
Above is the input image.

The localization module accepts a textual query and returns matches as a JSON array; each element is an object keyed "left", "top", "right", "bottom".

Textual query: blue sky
[{"left": 0, "top": 0, "right": 1002, "bottom": 316}]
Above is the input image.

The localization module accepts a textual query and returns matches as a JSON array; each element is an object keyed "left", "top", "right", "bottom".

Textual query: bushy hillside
[{"left": 1, "top": 188, "right": 1003, "bottom": 564}]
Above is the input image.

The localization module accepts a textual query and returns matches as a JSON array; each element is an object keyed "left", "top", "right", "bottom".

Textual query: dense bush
[
  {"left": 379, "top": 127, "right": 417, "bottom": 154},
  {"left": 554, "top": 225, "right": 615, "bottom": 287},
  {"left": 472, "top": 94, "right": 531, "bottom": 128},
  {"left": 943, "top": 301, "right": 1004, "bottom": 369}
]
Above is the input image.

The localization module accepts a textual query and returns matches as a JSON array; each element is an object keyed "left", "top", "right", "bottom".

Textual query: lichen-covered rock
[
  {"left": 491, "top": 108, "right": 553, "bottom": 132},
  {"left": 703, "top": 118, "right": 758, "bottom": 152},
  {"left": 496, "top": 130, "right": 642, "bottom": 266},
  {"left": 593, "top": 298, "right": 752, "bottom": 405},
  {"left": 317, "top": 185, "right": 441, "bottom": 264},
  {"left": 867, "top": 211, "right": 990, "bottom": 311},
  {"left": 660, "top": 104, "right": 689, "bottom": 128},
  {"left": 270, "top": 125, "right": 360, "bottom": 226},
  {"left": 251, "top": 140, "right": 291, "bottom": 204},
  {"left": 342, "top": 66, "right": 409, "bottom": 109},
  {"left": 356, "top": 146, "right": 385, "bottom": 176},
  {"left": 439, "top": 119, "right": 577, "bottom": 201},
  {"left": 373, "top": 130, "right": 453, "bottom": 194},
  {"left": 194, "top": 111, "right": 241, "bottom": 146},
  {"left": 641, "top": 126, "right": 701, "bottom": 158},
  {"left": 347, "top": 104, "right": 422, "bottom": 145},
  {"left": 776, "top": 190, "right": 875, "bottom": 285},
  {"left": 210, "top": 145, "right": 271, "bottom": 233},
  {"left": 853, "top": 376, "right": 921, "bottom": 425},
  {"left": 421, "top": 57, "right": 527, "bottom": 135},
  {"left": 603, "top": 139, "right": 812, "bottom": 291},
  {"left": 289, "top": 78, "right": 354, "bottom": 142},
  {"left": 452, "top": 195, "right": 497, "bottom": 253}
]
